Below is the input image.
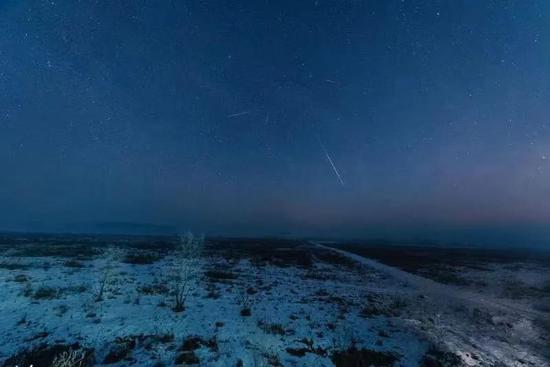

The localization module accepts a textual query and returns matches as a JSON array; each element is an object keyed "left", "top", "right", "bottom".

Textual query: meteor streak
[
  {"left": 317, "top": 136, "right": 345, "bottom": 187},
  {"left": 227, "top": 111, "right": 250, "bottom": 118}
]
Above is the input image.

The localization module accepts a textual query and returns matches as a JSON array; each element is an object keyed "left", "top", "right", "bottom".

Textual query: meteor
[
  {"left": 317, "top": 136, "right": 345, "bottom": 187},
  {"left": 227, "top": 111, "right": 250, "bottom": 118}
]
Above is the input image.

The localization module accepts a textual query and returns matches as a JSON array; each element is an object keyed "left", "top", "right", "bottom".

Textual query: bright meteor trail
[{"left": 317, "top": 137, "right": 345, "bottom": 187}]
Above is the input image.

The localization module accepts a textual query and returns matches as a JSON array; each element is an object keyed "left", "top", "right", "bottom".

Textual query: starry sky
[{"left": 1, "top": 1, "right": 549, "bottom": 245}]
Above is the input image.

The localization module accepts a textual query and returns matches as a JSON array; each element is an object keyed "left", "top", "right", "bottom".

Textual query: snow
[{"left": 0, "top": 242, "right": 548, "bottom": 366}]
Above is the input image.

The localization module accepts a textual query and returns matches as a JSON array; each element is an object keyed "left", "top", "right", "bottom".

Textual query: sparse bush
[
  {"left": 25, "top": 284, "right": 87, "bottom": 300},
  {"left": 51, "top": 349, "right": 87, "bottom": 367},
  {"left": 387, "top": 295, "right": 408, "bottom": 315},
  {"left": 13, "top": 274, "right": 29, "bottom": 282},
  {"left": 55, "top": 304, "right": 69, "bottom": 317},
  {"left": 359, "top": 304, "right": 385, "bottom": 318},
  {"left": 33, "top": 286, "right": 59, "bottom": 300},
  {"left": 257, "top": 321, "right": 285, "bottom": 336},
  {"left": 331, "top": 323, "right": 356, "bottom": 351},
  {"left": 205, "top": 282, "right": 221, "bottom": 299},
  {"left": 22, "top": 281, "right": 33, "bottom": 297},
  {"left": 239, "top": 285, "right": 253, "bottom": 317},
  {"left": 138, "top": 283, "right": 170, "bottom": 295},
  {"left": 171, "top": 232, "right": 204, "bottom": 312},
  {"left": 95, "top": 247, "right": 120, "bottom": 302},
  {"left": 16, "top": 314, "right": 27, "bottom": 326},
  {"left": 304, "top": 268, "right": 330, "bottom": 280},
  {"left": 248, "top": 333, "right": 282, "bottom": 367}
]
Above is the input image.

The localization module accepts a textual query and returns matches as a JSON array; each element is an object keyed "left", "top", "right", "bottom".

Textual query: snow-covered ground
[
  {"left": 0, "top": 239, "right": 548, "bottom": 366},
  {"left": 317, "top": 243, "right": 550, "bottom": 366}
]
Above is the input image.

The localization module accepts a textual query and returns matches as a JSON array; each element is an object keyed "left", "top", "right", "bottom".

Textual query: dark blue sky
[{"left": 1, "top": 1, "right": 549, "bottom": 244}]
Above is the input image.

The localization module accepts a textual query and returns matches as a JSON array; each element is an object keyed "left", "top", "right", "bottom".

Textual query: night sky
[{"left": 1, "top": 1, "right": 549, "bottom": 244}]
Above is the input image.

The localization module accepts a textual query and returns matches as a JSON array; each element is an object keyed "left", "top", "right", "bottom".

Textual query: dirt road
[{"left": 313, "top": 243, "right": 548, "bottom": 322}]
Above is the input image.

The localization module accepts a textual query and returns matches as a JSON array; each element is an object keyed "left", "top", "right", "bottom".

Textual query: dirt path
[{"left": 313, "top": 243, "right": 548, "bottom": 322}]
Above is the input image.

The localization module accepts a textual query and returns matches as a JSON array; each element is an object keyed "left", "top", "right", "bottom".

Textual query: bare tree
[
  {"left": 171, "top": 232, "right": 204, "bottom": 312},
  {"left": 95, "top": 247, "right": 119, "bottom": 302},
  {"left": 239, "top": 284, "right": 253, "bottom": 316}
]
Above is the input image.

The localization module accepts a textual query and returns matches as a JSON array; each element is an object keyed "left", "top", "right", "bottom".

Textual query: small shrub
[
  {"left": 239, "top": 284, "right": 253, "bottom": 317},
  {"left": 205, "top": 282, "right": 221, "bottom": 299},
  {"left": 22, "top": 282, "right": 33, "bottom": 297},
  {"left": 16, "top": 314, "right": 27, "bottom": 326},
  {"left": 359, "top": 305, "right": 385, "bottom": 318},
  {"left": 258, "top": 321, "right": 286, "bottom": 336},
  {"left": 138, "top": 283, "right": 169, "bottom": 295},
  {"left": 95, "top": 247, "right": 119, "bottom": 302},
  {"left": 27, "top": 284, "right": 87, "bottom": 300},
  {"left": 33, "top": 286, "right": 59, "bottom": 300},
  {"left": 13, "top": 274, "right": 29, "bottom": 282},
  {"left": 51, "top": 349, "right": 88, "bottom": 367},
  {"left": 101, "top": 333, "right": 174, "bottom": 364},
  {"left": 387, "top": 296, "right": 407, "bottom": 315}
]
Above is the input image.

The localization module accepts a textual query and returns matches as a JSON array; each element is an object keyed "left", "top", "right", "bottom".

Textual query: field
[
  {"left": 0, "top": 234, "right": 548, "bottom": 366},
  {"left": 337, "top": 243, "right": 550, "bottom": 312}
]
